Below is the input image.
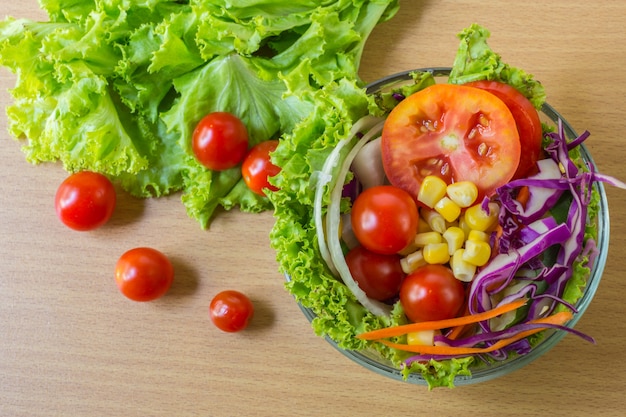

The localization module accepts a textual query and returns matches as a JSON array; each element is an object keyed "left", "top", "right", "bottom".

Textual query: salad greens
[
  {"left": 0, "top": 0, "right": 399, "bottom": 228},
  {"left": 269, "top": 24, "right": 602, "bottom": 389}
]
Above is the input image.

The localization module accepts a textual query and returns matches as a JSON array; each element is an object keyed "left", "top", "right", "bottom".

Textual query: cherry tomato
[
  {"left": 345, "top": 245, "right": 405, "bottom": 301},
  {"left": 466, "top": 80, "right": 543, "bottom": 179},
  {"left": 209, "top": 290, "right": 254, "bottom": 333},
  {"left": 399, "top": 264, "right": 465, "bottom": 322},
  {"left": 54, "top": 171, "right": 116, "bottom": 231},
  {"left": 241, "top": 140, "right": 281, "bottom": 196},
  {"left": 350, "top": 185, "right": 419, "bottom": 255},
  {"left": 192, "top": 112, "right": 249, "bottom": 171},
  {"left": 381, "top": 83, "right": 521, "bottom": 199},
  {"left": 115, "top": 247, "right": 174, "bottom": 302}
]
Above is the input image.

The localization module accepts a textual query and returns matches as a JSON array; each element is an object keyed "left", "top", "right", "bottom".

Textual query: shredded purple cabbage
[{"left": 403, "top": 121, "right": 623, "bottom": 366}]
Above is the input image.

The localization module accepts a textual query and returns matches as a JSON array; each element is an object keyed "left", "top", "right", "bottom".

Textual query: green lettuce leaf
[
  {"left": 0, "top": 0, "right": 399, "bottom": 228},
  {"left": 448, "top": 23, "right": 546, "bottom": 109}
]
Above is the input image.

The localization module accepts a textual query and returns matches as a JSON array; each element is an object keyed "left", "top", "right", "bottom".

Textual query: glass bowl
[{"left": 287, "top": 68, "right": 609, "bottom": 386}]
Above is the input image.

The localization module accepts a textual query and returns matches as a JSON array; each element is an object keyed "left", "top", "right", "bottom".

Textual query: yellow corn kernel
[
  {"left": 446, "top": 181, "right": 479, "bottom": 208},
  {"left": 442, "top": 226, "right": 465, "bottom": 256},
  {"left": 458, "top": 214, "right": 471, "bottom": 238},
  {"left": 450, "top": 249, "right": 477, "bottom": 282},
  {"left": 423, "top": 242, "right": 450, "bottom": 264},
  {"left": 417, "top": 175, "right": 448, "bottom": 208},
  {"left": 462, "top": 239, "right": 492, "bottom": 266},
  {"left": 420, "top": 208, "right": 447, "bottom": 234},
  {"left": 414, "top": 231, "right": 442, "bottom": 247},
  {"left": 407, "top": 329, "right": 436, "bottom": 346},
  {"left": 467, "top": 229, "right": 490, "bottom": 243},
  {"left": 434, "top": 196, "right": 461, "bottom": 223},
  {"left": 464, "top": 202, "right": 500, "bottom": 232},
  {"left": 400, "top": 250, "right": 427, "bottom": 274}
]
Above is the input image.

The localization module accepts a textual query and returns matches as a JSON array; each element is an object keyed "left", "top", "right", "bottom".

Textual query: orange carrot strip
[
  {"left": 376, "top": 311, "right": 573, "bottom": 355},
  {"left": 357, "top": 299, "right": 527, "bottom": 341},
  {"left": 516, "top": 185, "right": 531, "bottom": 209}
]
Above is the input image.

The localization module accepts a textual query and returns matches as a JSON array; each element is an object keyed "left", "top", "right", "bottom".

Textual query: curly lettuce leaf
[
  {"left": 448, "top": 23, "right": 546, "bottom": 109},
  {"left": 0, "top": 0, "right": 399, "bottom": 228}
]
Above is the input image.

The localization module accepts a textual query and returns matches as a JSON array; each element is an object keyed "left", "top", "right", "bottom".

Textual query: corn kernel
[
  {"left": 420, "top": 208, "right": 447, "bottom": 234},
  {"left": 407, "top": 329, "right": 435, "bottom": 346},
  {"left": 417, "top": 176, "right": 448, "bottom": 208},
  {"left": 451, "top": 249, "right": 477, "bottom": 282},
  {"left": 414, "top": 231, "right": 442, "bottom": 247},
  {"left": 458, "top": 214, "right": 471, "bottom": 237},
  {"left": 464, "top": 202, "right": 500, "bottom": 232},
  {"left": 446, "top": 181, "right": 478, "bottom": 208},
  {"left": 442, "top": 226, "right": 465, "bottom": 256},
  {"left": 423, "top": 242, "right": 450, "bottom": 264},
  {"left": 400, "top": 250, "right": 427, "bottom": 274},
  {"left": 462, "top": 240, "right": 492, "bottom": 266},
  {"left": 434, "top": 196, "right": 461, "bottom": 223},
  {"left": 467, "top": 229, "right": 490, "bottom": 243}
]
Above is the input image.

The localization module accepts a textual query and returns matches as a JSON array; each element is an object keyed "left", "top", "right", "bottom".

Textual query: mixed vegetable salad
[{"left": 269, "top": 24, "right": 626, "bottom": 388}]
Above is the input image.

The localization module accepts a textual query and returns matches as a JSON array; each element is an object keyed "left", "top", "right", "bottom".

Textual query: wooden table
[{"left": 2, "top": 1, "right": 625, "bottom": 416}]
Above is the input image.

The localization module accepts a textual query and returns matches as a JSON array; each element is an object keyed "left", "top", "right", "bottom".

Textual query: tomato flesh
[
  {"left": 350, "top": 185, "right": 419, "bottom": 255},
  {"left": 115, "top": 247, "right": 174, "bottom": 302},
  {"left": 210, "top": 290, "right": 254, "bottom": 332},
  {"left": 466, "top": 80, "right": 543, "bottom": 179},
  {"left": 192, "top": 112, "right": 249, "bottom": 171},
  {"left": 399, "top": 264, "right": 465, "bottom": 322},
  {"left": 381, "top": 84, "right": 521, "bottom": 199},
  {"left": 241, "top": 140, "right": 281, "bottom": 196},
  {"left": 345, "top": 245, "right": 406, "bottom": 301},
  {"left": 54, "top": 171, "right": 116, "bottom": 231}
]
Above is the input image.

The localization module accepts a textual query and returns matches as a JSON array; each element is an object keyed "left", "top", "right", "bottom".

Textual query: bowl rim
[{"left": 288, "top": 67, "right": 610, "bottom": 386}]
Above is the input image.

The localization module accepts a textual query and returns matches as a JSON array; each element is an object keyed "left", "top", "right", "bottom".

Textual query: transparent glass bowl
[{"left": 288, "top": 68, "right": 609, "bottom": 386}]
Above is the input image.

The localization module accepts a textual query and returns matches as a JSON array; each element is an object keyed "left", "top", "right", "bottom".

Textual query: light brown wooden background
[{"left": 2, "top": 1, "right": 625, "bottom": 416}]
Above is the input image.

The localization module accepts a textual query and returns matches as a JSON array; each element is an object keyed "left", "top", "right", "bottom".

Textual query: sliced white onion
[
  {"left": 313, "top": 115, "right": 383, "bottom": 276},
  {"left": 351, "top": 137, "right": 386, "bottom": 189},
  {"left": 326, "top": 119, "right": 392, "bottom": 317}
]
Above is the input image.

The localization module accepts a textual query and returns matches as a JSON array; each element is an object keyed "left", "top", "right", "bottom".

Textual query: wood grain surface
[{"left": 2, "top": 1, "right": 625, "bottom": 416}]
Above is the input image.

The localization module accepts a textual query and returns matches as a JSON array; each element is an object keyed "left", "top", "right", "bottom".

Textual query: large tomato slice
[
  {"left": 381, "top": 83, "right": 521, "bottom": 199},
  {"left": 466, "top": 80, "right": 543, "bottom": 179}
]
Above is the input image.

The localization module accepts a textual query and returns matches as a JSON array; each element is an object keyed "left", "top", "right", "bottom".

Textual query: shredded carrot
[
  {"left": 356, "top": 299, "right": 527, "bottom": 341},
  {"left": 447, "top": 303, "right": 472, "bottom": 341},
  {"left": 516, "top": 185, "right": 531, "bottom": 209},
  {"left": 376, "top": 311, "right": 573, "bottom": 356}
]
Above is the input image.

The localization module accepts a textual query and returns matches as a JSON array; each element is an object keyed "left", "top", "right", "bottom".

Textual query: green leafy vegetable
[{"left": 0, "top": 0, "right": 399, "bottom": 228}]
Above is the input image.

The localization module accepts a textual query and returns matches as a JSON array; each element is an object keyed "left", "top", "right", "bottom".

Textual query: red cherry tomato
[
  {"left": 345, "top": 245, "right": 406, "bottom": 301},
  {"left": 381, "top": 83, "right": 521, "bottom": 199},
  {"left": 192, "top": 112, "right": 249, "bottom": 171},
  {"left": 241, "top": 140, "right": 281, "bottom": 196},
  {"left": 350, "top": 185, "right": 419, "bottom": 255},
  {"left": 399, "top": 264, "right": 465, "bottom": 322},
  {"left": 115, "top": 247, "right": 174, "bottom": 302},
  {"left": 466, "top": 80, "right": 543, "bottom": 179},
  {"left": 54, "top": 171, "right": 116, "bottom": 231},
  {"left": 209, "top": 290, "right": 254, "bottom": 333}
]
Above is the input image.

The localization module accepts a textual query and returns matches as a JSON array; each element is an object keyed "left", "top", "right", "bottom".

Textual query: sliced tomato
[
  {"left": 466, "top": 80, "right": 543, "bottom": 179},
  {"left": 381, "top": 84, "right": 521, "bottom": 199}
]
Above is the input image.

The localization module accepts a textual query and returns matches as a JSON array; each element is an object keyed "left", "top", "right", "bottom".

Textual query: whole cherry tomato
[
  {"left": 209, "top": 290, "right": 254, "bottom": 332},
  {"left": 192, "top": 112, "right": 249, "bottom": 171},
  {"left": 399, "top": 264, "right": 465, "bottom": 322},
  {"left": 241, "top": 140, "right": 281, "bottom": 196},
  {"left": 54, "top": 171, "right": 116, "bottom": 231},
  {"left": 345, "top": 245, "right": 405, "bottom": 301},
  {"left": 350, "top": 185, "right": 419, "bottom": 254},
  {"left": 115, "top": 247, "right": 174, "bottom": 302}
]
